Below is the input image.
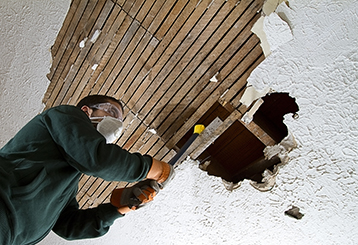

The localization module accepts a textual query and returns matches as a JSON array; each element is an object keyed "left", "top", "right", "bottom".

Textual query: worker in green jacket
[{"left": 0, "top": 95, "right": 174, "bottom": 245}]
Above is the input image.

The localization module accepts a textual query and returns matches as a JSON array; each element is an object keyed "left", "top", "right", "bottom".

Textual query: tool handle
[{"left": 168, "top": 125, "right": 205, "bottom": 166}]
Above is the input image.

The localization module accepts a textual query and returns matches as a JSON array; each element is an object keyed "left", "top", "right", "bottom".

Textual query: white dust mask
[{"left": 90, "top": 116, "right": 123, "bottom": 143}]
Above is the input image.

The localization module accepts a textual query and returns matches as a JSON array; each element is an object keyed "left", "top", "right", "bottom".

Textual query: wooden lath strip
[
  {"left": 63, "top": 4, "right": 124, "bottom": 105},
  {"left": 96, "top": 24, "right": 147, "bottom": 95},
  {"left": 106, "top": 32, "right": 156, "bottom": 97},
  {"left": 164, "top": 45, "right": 265, "bottom": 150},
  {"left": 49, "top": 0, "right": 81, "bottom": 67},
  {"left": 110, "top": 37, "right": 159, "bottom": 99},
  {"left": 159, "top": 35, "right": 261, "bottom": 142},
  {"left": 153, "top": 0, "right": 190, "bottom": 40},
  {"left": 126, "top": 0, "right": 150, "bottom": 21},
  {"left": 53, "top": 0, "right": 116, "bottom": 107},
  {"left": 158, "top": 28, "right": 263, "bottom": 142},
  {"left": 148, "top": 1, "right": 263, "bottom": 137},
  {"left": 120, "top": 0, "right": 207, "bottom": 109},
  {"left": 137, "top": 0, "right": 247, "bottom": 126},
  {"left": 44, "top": 0, "right": 102, "bottom": 108},
  {"left": 147, "top": 0, "right": 178, "bottom": 39},
  {"left": 98, "top": 0, "right": 194, "bottom": 98},
  {"left": 141, "top": 0, "right": 167, "bottom": 30},
  {"left": 77, "top": 12, "right": 134, "bottom": 101},
  {"left": 114, "top": 0, "right": 125, "bottom": 7},
  {"left": 44, "top": 0, "right": 90, "bottom": 103},
  {"left": 126, "top": 0, "right": 225, "bottom": 114},
  {"left": 88, "top": 18, "right": 141, "bottom": 96}
]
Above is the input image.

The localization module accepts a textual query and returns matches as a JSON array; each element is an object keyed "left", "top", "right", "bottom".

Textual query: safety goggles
[{"left": 90, "top": 102, "right": 123, "bottom": 121}]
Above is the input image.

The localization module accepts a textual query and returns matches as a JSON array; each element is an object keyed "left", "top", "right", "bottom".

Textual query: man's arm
[{"left": 52, "top": 198, "right": 123, "bottom": 240}]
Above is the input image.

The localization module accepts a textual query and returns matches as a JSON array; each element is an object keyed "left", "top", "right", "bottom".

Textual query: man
[{"left": 0, "top": 95, "right": 173, "bottom": 244}]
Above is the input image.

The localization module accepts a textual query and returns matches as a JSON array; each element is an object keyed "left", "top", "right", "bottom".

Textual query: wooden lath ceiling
[{"left": 43, "top": 0, "right": 265, "bottom": 208}]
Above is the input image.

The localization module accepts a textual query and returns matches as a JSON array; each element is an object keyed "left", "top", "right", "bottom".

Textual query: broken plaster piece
[
  {"left": 251, "top": 2, "right": 292, "bottom": 57},
  {"left": 241, "top": 98, "right": 264, "bottom": 124},
  {"left": 240, "top": 84, "right": 270, "bottom": 107},
  {"left": 222, "top": 179, "right": 241, "bottom": 191},
  {"left": 250, "top": 165, "right": 279, "bottom": 192},
  {"left": 251, "top": 16, "right": 271, "bottom": 57},
  {"left": 148, "top": 128, "right": 157, "bottom": 134},
  {"left": 264, "top": 131, "right": 297, "bottom": 162},
  {"left": 262, "top": 0, "right": 288, "bottom": 16},
  {"left": 285, "top": 206, "right": 304, "bottom": 220},
  {"left": 210, "top": 72, "right": 219, "bottom": 82},
  {"left": 79, "top": 37, "right": 88, "bottom": 48},
  {"left": 263, "top": 10, "right": 293, "bottom": 53},
  {"left": 91, "top": 64, "right": 98, "bottom": 71},
  {"left": 90, "top": 30, "right": 101, "bottom": 43}
]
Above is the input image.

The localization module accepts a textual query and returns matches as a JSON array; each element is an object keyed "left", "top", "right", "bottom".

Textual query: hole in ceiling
[{"left": 177, "top": 93, "right": 298, "bottom": 185}]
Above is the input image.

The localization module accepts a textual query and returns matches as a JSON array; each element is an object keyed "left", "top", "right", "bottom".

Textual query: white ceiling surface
[
  {"left": 1, "top": 0, "right": 358, "bottom": 244},
  {"left": 0, "top": 0, "right": 70, "bottom": 147}
]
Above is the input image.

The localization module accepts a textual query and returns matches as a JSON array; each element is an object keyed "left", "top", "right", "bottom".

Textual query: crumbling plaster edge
[
  {"left": 187, "top": 0, "right": 300, "bottom": 192},
  {"left": 241, "top": 0, "right": 298, "bottom": 192}
]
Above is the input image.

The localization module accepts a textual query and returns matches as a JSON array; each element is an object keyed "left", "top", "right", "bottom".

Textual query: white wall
[
  {"left": 0, "top": 0, "right": 70, "bottom": 147},
  {"left": 2, "top": 0, "right": 358, "bottom": 244}
]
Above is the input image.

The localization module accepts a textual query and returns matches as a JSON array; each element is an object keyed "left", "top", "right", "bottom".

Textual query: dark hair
[{"left": 76, "top": 95, "right": 123, "bottom": 111}]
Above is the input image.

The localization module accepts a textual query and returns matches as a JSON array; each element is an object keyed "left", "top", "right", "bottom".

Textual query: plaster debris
[
  {"left": 251, "top": 2, "right": 293, "bottom": 57},
  {"left": 148, "top": 128, "right": 157, "bottom": 134},
  {"left": 90, "top": 29, "right": 101, "bottom": 43},
  {"left": 285, "top": 206, "right": 304, "bottom": 220},
  {"left": 241, "top": 98, "right": 264, "bottom": 124},
  {"left": 239, "top": 84, "right": 270, "bottom": 107},
  {"left": 251, "top": 16, "right": 271, "bottom": 57},
  {"left": 264, "top": 131, "right": 297, "bottom": 163},
  {"left": 262, "top": 0, "right": 288, "bottom": 16},
  {"left": 91, "top": 64, "right": 98, "bottom": 71},
  {"left": 250, "top": 165, "right": 278, "bottom": 191},
  {"left": 79, "top": 37, "right": 88, "bottom": 48},
  {"left": 264, "top": 10, "right": 293, "bottom": 53},
  {"left": 219, "top": 89, "right": 229, "bottom": 98},
  {"left": 222, "top": 179, "right": 241, "bottom": 191},
  {"left": 209, "top": 72, "right": 219, "bottom": 82},
  {"left": 199, "top": 160, "right": 210, "bottom": 171},
  {"left": 250, "top": 131, "right": 297, "bottom": 192}
]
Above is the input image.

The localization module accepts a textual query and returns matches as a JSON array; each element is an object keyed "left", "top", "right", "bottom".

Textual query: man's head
[
  {"left": 76, "top": 95, "right": 124, "bottom": 121},
  {"left": 77, "top": 95, "right": 124, "bottom": 143}
]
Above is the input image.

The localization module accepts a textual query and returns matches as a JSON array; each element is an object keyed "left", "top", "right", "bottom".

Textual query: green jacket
[{"left": 0, "top": 105, "right": 152, "bottom": 245}]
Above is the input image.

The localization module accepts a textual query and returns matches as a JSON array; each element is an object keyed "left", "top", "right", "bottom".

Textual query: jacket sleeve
[
  {"left": 41, "top": 106, "right": 152, "bottom": 183},
  {"left": 52, "top": 197, "right": 123, "bottom": 240}
]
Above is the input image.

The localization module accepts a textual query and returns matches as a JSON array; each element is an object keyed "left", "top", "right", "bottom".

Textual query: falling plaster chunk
[
  {"left": 262, "top": 0, "right": 288, "bottom": 16},
  {"left": 285, "top": 206, "right": 304, "bottom": 220},
  {"left": 241, "top": 98, "right": 264, "bottom": 124},
  {"left": 240, "top": 84, "right": 270, "bottom": 107},
  {"left": 90, "top": 29, "right": 101, "bottom": 43},
  {"left": 209, "top": 72, "right": 219, "bottom": 82}
]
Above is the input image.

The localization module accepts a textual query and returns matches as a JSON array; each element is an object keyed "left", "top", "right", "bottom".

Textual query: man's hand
[
  {"left": 110, "top": 179, "right": 160, "bottom": 214},
  {"left": 146, "top": 159, "right": 175, "bottom": 189}
]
